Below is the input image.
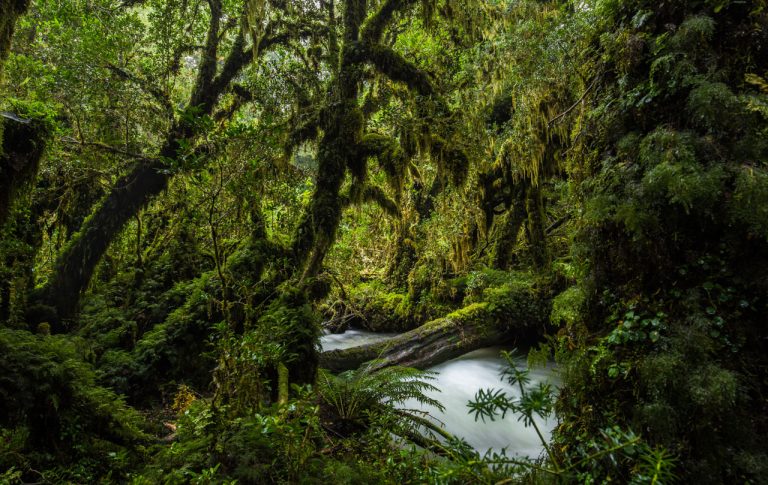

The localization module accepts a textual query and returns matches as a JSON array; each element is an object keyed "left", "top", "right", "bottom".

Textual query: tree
[{"left": 29, "top": 1, "right": 315, "bottom": 325}]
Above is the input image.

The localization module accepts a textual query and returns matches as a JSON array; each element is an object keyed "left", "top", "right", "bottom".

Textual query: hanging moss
[
  {"left": 429, "top": 135, "right": 470, "bottom": 187},
  {"left": 359, "top": 132, "right": 407, "bottom": 194}
]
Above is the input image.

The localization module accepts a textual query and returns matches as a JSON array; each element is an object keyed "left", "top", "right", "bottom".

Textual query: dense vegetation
[{"left": 1, "top": 0, "right": 766, "bottom": 483}]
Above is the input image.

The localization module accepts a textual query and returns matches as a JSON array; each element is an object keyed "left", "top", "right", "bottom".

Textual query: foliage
[
  {"left": 317, "top": 362, "right": 444, "bottom": 437},
  {"left": 0, "top": 328, "right": 148, "bottom": 482},
  {"left": 0, "top": 0, "right": 767, "bottom": 482},
  {"left": 554, "top": 1, "right": 768, "bottom": 482},
  {"left": 463, "top": 350, "right": 677, "bottom": 484}
]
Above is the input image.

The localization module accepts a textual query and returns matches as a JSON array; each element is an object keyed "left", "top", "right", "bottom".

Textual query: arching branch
[
  {"left": 358, "top": 185, "right": 400, "bottom": 217},
  {"left": 351, "top": 42, "right": 435, "bottom": 96},
  {"left": 359, "top": 133, "right": 406, "bottom": 192},
  {"left": 361, "top": 0, "right": 419, "bottom": 44}
]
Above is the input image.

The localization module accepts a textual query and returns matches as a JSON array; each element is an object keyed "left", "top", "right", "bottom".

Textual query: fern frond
[{"left": 317, "top": 361, "right": 445, "bottom": 438}]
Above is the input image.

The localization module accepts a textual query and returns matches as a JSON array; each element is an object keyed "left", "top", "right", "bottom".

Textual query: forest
[{"left": 0, "top": 0, "right": 767, "bottom": 483}]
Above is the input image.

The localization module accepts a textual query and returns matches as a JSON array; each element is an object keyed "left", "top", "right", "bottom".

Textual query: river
[{"left": 320, "top": 329, "right": 559, "bottom": 458}]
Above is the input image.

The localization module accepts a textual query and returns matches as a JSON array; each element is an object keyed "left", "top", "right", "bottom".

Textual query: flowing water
[
  {"left": 320, "top": 329, "right": 399, "bottom": 351},
  {"left": 319, "top": 330, "right": 559, "bottom": 458}
]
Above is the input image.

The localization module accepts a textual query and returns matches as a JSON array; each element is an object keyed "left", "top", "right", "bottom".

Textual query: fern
[{"left": 318, "top": 361, "right": 444, "bottom": 435}]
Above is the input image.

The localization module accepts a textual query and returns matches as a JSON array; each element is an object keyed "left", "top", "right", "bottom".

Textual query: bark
[{"left": 0, "top": 115, "right": 49, "bottom": 226}]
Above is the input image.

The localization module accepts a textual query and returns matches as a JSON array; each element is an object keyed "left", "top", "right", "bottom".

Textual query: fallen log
[{"left": 320, "top": 279, "right": 550, "bottom": 372}]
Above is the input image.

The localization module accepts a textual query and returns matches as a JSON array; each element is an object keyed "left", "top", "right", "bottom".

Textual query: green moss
[
  {"left": 443, "top": 302, "right": 489, "bottom": 323},
  {"left": 348, "top": 281, "right": 422, "bottom": 331},
  {"left": 550, "top": 285, "right": 586, "bottom": 327},
  {"left": 359, "top": 133, "right": 407, "bottom": 194}
]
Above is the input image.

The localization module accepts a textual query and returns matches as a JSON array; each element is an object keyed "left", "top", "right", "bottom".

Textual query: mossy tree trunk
[
  {"left": 491, "top": 185, "right": 527, "bottom": 269},
  {"left": 386, "top": 177, "right": 442, "bottom": 288},
  {"left": 0, "top": 0, "right": 29, "bottom": 80},
  {"left": 483, "top": 174, "right": 550, "bottom": 270},
  {"left": 31, "top": 13, "right": 292, "bottom": 326},
  {"left": 0, "top": 116, "right": 48, "bottom": 227},
  {"left": 525, "top": 182, "right": 548, "bottom": 269},
  {"left": 320, "top": 304, "right": 518, "bottom": 372},
  {"left": 283, "top": 0, "right": 457, "bottom": 385}
]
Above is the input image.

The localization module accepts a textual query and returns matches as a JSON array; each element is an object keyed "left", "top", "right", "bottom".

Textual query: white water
[
  {"left": 320, "top": 329, "right": 399, "bottom": 351},
  {"left": 319, "top": 330, "right": 559, "bottom": 458}
]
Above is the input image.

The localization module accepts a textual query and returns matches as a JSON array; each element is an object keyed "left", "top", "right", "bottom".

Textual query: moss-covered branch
[
  {"left": 356, "top": 184, "right": 400, "bottom": 217},
  {"left": 359, "top": 132, "right": 407, "bottom": 193},
  {"left": 361, "top": 0, "right": 419, "bottom": 44},
  {"left": 351, "top": 42, "right": 435, "bottom": 96},
  {"left": 32, "top": 23, "right": 305, "bottom": 324}
]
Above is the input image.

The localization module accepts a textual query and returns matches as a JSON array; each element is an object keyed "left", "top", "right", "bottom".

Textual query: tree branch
[
  {"left": 356, "top": 184, "right": 400, "bottom": 217},
  {"left": 189, "top": 0, "right": 223, "bottom": 109},
  {"left": 105, "top": 63, "right": 174, "bottom": 120},
  {"left": 351, "top": 42, "right": 435, "bottom": 96},
  {"left": 547, "top": 76, "right": 598, "bottom": 126},
  {"left": 359, "top": 132, "right": 406, "bottom": 191},
  {"left": 361, "top": 0, "right": 419, "bottom": 44},
  {"left": 60, "top": 136, "right": 153, "bottom": 161}
]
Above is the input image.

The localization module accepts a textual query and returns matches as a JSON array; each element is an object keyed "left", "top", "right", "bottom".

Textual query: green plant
[
  {"left": 317, "top": 362, "right": 445, "bottom": 438},
  {"left": 465, "top": 350, "right": 677, "bottom": 483}
]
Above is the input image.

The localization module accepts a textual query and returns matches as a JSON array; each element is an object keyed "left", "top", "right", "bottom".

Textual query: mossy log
[{"left": 321, "top": 280, "right": 550, "bottom": 372}]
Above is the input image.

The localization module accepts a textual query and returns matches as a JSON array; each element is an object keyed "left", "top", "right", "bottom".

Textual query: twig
[
  {"left": 548, "top": 76, "right": 599, "bottom": 127},
  {"left": 105, "top": 62, "right": 174, "bottom": 119},
  {"left": 60, "top": 136, "right": 154, "bottom": 160}
]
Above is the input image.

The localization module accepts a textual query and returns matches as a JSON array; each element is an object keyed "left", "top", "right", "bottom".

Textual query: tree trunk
[
  {"left": 491, "top": 185, "right": 526, "bottom": 269},
  {"left": 386, "top": 177, "right": 442, "bottom": 288},
  {"left": 282, "top": 0, "right": 368, "bottom": 387},
  {"left": 31, "top": 27, "right": 256, "bottom": 324},
  {"left": 320, "top": 306, "right": 514, "bottom": 372},
  {"left": 0, "top": 0, "right": 29, "bottom": 79},
  {"left": 31, "top": 150, "right": 175, "bottom": 327},
  {"left": 525, "top": 183, "right": 548, "bottom": 269},
  {"left": 0, "top": 115, "right": 49, "bottom": 225}
]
